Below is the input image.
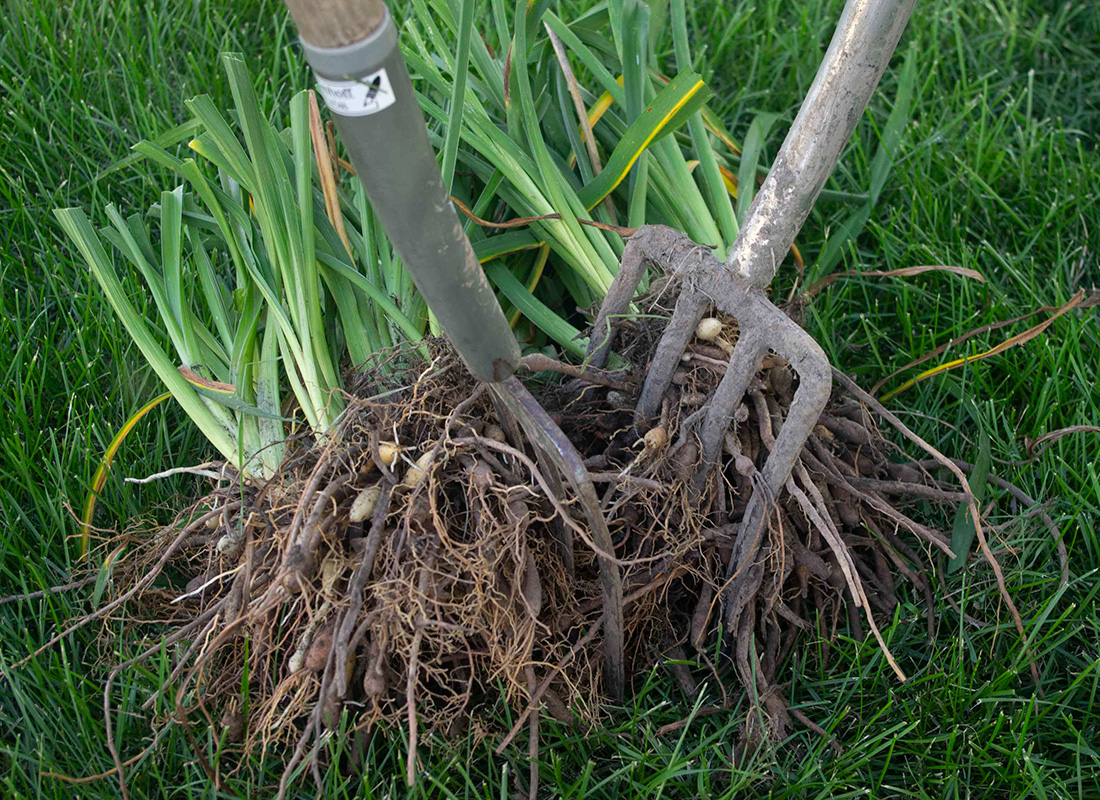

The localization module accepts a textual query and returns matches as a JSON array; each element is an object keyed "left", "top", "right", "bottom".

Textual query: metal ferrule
[{"left": 300, "top": 7, "right": 397, "bottom": 79}]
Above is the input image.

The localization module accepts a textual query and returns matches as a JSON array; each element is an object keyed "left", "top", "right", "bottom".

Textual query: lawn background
[{"left": 1, "top": 0, "right": 1098, "bottom": 796}]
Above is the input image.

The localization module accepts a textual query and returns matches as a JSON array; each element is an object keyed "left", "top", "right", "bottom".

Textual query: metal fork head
[
  {"left": 587, "top": 226, "right": 832, "bottom": 500},
  {"left": 587, "top": 0, "right": 917, "bottom": 636},
  {"left": 590, "top": 0, "right": 917, "bottom": 491}
]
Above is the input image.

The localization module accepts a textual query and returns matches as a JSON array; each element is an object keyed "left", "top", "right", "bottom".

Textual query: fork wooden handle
[{"left": 730, "top": 0, "right": 918, "bottom": 289}]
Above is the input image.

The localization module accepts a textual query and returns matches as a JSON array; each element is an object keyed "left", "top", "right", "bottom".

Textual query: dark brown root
[{"left": 24, "top": 306, "right": 1067, "bottom": 794}]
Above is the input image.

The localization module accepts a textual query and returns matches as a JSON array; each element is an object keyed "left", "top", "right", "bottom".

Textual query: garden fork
[{"left": 587, "top": 0, "right": 917, "bottom": 623}]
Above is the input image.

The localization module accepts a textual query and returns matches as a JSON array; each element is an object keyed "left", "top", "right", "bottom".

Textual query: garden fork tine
[
  {"left": 283, "top": 0, "right": 626, "bottom": 698},
  {"left": 646, "top": 0, "right": 916, "bottom": 442},
  {"left": 591, "top": 0, "right": 917, "bottom": 420}
]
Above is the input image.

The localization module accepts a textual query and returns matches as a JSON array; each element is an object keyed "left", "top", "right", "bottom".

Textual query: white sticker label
[{"left": 316, "top": 69, "right": 396, "bottom": 117}]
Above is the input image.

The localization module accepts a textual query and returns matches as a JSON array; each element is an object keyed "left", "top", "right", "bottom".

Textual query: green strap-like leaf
[
  {"left": 441, "top": 0, "right": 476, "bottom": 196},
  {"left": 315, "top": 252, "right": 429, "bottom": 357},
  {"left": 483, "top": 261, "right": 587, "bottom": 357},
  {"left": 80, "top": 391, "right": 172, "bottom": 557},
  {"left": 55, "top": 208, "right": 241, "bottom": 465},
  {"left": 178, "top": 366, "right": 291, "bottom": 422},
  {"left": 472, "top": 230, "right": 544, "bottom": 263},
  {"left": 735, "top": 112, "right": 779, "bottom": 226},
  {"left": 188, "top": 229, "right": 234, "bottom": 349},
  {"left": 97, "top": 118, "right": 203, "bottom": 180},
  {"left": 576, "top": 70, "right": 712, "bottom": 210},
  {"left": 670, "top": 0, "right": 738, "bottom": 248}
]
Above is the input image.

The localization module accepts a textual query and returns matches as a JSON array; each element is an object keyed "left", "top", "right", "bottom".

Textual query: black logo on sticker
[{"left": 364, "top": 75, "right": 389, "bottom": 107}]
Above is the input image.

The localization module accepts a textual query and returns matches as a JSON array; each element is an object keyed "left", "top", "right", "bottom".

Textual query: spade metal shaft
[
  {"left": 281, "top": 0, "right": 627, "bottom": 699},
  {"left": 285, "top": 0, "right": 520, "bottom": 383}
]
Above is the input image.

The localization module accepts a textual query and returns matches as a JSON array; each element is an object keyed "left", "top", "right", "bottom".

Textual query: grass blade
[
  {"left": 948, "top": 424, "right": 990, "bottom": 574},
  {"left": 816, "top": 47, "right": 917, "bottom": 274},
  {"left": 441, "top": 0, "right": 477, "bottom": 196},
  {"left": 79, "top": 392, "right": 172, "bottom": 556}
]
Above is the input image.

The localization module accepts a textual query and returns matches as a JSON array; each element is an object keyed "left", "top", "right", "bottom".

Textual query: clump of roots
[{"left": 34, "top": 307, "right": 1065, "bottom": 797}]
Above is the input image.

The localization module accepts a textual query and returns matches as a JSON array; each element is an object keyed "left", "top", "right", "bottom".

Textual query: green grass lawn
[{"left": 2, "top": 0, "right": 1098, "bottom": 796}]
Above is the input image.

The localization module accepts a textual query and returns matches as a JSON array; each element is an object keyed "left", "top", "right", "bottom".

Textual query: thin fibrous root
[{"left": 832, "top": 368, "right": 1041, "bottom": 688}]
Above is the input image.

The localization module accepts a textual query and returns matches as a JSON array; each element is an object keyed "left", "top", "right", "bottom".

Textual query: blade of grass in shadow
[{"left": 949, "top": 410, "right": 990, "bottom": 573}]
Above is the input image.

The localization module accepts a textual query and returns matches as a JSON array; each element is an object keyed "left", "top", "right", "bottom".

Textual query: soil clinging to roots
[{"left": 38, "top": 296, "right": 1065, "bottom": 797}]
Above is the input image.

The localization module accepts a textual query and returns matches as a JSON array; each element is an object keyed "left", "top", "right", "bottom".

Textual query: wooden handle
[
  {"left": 282, "top": 0, "right": 387, "bottom": 48},
  {"left": 729, "top": 0, "right": 916, "bottom": 289}
]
